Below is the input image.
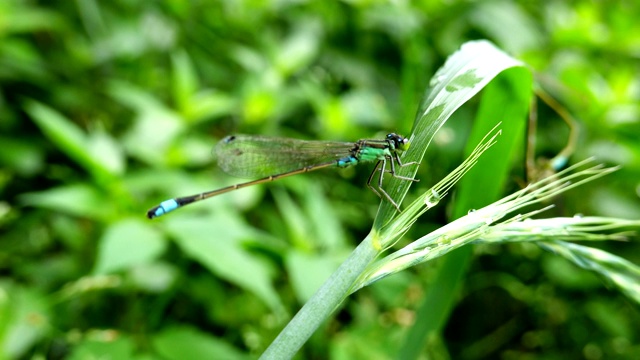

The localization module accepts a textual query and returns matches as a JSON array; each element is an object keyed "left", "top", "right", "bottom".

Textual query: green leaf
[
  {"left": 0, "top": 3, "right": 64, "bottom": 33},
  {"left": 153, "top": 325, "right": 250, "bottom": 360},
  {"left": 274, "top": 20, "right": 321, "bottom": 77},
  {"left": 20, "top": 183, "right": 114, "bottom": 220},
  {"left": 399, "top": 45, "right": 532, "bottom": 359},
  {"left": 25, "top": 101, "right": 118, "bottom": 182},
  {"left": 93, "top": 219, "right": 167, "bottom": 274},
  {"left": 87, "top": 128, "right": 126, "bottom": 176},
  {"left": 108, "top": 81, "right": 185, "bottom": 165},
  {"left": 373, "top": 40, "right": 527, "bottom": 228},
  {"left": 285, "top": 250, "right": 346, "bottom": 303},
  {"left": 68, "top": 336, "right": 135, "bottom": 360},
  {"left": 165, "top": 214, "right": 284, "bottom": 314},
  {"left": 168, "top": 51, "right": 238, "bottom": 123},
  {"left": 454, "top": 67, "right": 531, "bottom": 213},
  {"left": 0, "top": 283, "right": 49, "bottom": 359},
  {"left": 0, "top": 135, "right": 44, "bottom": 176},
  {"left": 188, "top": 89, "right": 237, "bottom": 124},
  {"left": 129, "top": 261, "right": 179, "bottom": 293},
  {"left": 172, "top": 50, "right": 199, "bottom": 116},
  {"left": 469, "top": 1, "right": 543, "bottom": 54}
]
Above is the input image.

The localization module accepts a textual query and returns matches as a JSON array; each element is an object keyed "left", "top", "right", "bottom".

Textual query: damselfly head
[{"left": 386, "top": 133, "right": 411, "bottom": 151}]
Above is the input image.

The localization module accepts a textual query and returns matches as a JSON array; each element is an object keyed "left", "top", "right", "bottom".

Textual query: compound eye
[{"left": 387, "top": 133, "right": 401, "bottom": 142}]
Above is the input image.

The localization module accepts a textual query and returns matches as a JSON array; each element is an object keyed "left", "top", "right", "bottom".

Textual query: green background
[{"left": 1, "top": 1, "right": 639, "bottom": 359}]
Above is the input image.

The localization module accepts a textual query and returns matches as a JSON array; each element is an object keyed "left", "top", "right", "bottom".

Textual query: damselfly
[{"left": 147, "top": 133, "right": 420, "bottom": 219}]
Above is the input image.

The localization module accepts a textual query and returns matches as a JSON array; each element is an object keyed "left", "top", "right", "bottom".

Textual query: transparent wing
[{"left": 214, "top": 135, "right": 356, "bottom": 178}]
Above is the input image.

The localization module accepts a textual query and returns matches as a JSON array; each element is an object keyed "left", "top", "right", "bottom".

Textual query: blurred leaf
[
  {"left": 295, "top": 180, "right": 347, "bottom": 251},
  {"left": 92, "top": 12, "right": 177, "bottom": 62},
  {"left": 285, "top": 250, "right": 346, "bottom": 303},
  {"left": 585, "top": 300, "right": 634, "bottom": 338},
  {"left": 319, "top": 96, "right": 350, "bottom": 137},
  {"left": 20, "top": 183, "right": 114, "bottom": 220},
  {"left": 68, "top": 335, "right": 135, "bottom": 360},
  {"left": 341, "top": 89, "right": 392, "bottom": 128},
  {"left": 87, "top": 128, "right": 126, "bottom": 176},
  {"left": 188, "top": 89, "right": 238, "bottom": 124},
  {"left": 230, "top": 45, "right": 268, "bottom": 73},
  {"left": 171, "top": 50, "right": 238, "bottom": 123},
  {"left": 152, "top": 325, "right": 249, "bottom": 360},
  {"left": 590, "top": 188, "right": 640, "bottom": 219},
  {"left": 129, "top": 261, "right": 178, "bottom": 293},
  {"left": 25, "top": 101, "right": 119, "bottom": 182},
  {"left": 0, "top": 38, "right": 50, "bottom": 81},
  {"left": 0, "top": 136, "right": 44, "bottom": 176},
  {"left": 172, "top": 50, "right": 199, "bottom": 115},
  {"left": 331, "top": 327, "right": 397, "bottom": 360},
  {"left": 242, "top": 80, "right": 279, "bottom": 124},
  {"left": 75, "top": 0, "right": 106, "bottom": 39},
  {"left": 0, "top": 283, "right": 49, "bottom": 359},
  {"left": 109, "top": 81, "right": 185, "bottom": 164},
  {"left": 165, "top": 214, "right": 284, "bottom": 314},
  {"left": 361, "top": 3, "right": 424, "bottom": 41},
  {"left": 272, "top": 187, "right": 312, "bottom": 251},
  {"left": 93, "top": 219, "right": 167, "bottom": 274},
  {"left": 274, "top": 19, "right": 322, "bottom": 77},
  {"left": 470, "top": 1, "right": 543, "bottom": 54},
  {"left": 0, "top": 2, "right": 64, "bottom": 34}
]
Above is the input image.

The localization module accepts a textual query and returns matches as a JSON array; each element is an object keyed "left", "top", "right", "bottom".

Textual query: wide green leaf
[
  {"left": 164, "top": 214, "right": 285, "bottom": 315},
  {"left": 93, "top": 219, "right": 167, "bottom": 274}
]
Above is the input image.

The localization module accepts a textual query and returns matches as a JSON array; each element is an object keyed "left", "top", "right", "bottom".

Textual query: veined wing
[{"left": 214, "top": 135, "right": 357, "bottom": 178}]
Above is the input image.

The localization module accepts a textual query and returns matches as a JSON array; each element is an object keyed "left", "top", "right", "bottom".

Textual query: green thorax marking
[{"left": 357, "top": 145, "right": 392, "bottom": 163}]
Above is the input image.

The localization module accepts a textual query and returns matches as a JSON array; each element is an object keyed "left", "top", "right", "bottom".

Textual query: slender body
[{"left": 147, "top": 133, "right": 419, "bottom": 219}]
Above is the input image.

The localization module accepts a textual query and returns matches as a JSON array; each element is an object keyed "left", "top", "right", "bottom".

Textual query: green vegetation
[{"left": 2, "top": 1, "right": 639, "bottom": 359}]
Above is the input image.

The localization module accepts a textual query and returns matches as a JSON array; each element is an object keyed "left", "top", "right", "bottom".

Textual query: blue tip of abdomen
[
  {"left": 337, "top": 156, "right": 358, "bottom": 168},
  {"left": 147, "top": 199, "right": 179, "bottom": 219}
]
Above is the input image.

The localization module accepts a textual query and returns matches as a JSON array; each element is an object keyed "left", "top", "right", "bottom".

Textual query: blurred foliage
[{"left": 1, "top": 0, "right": 639, "bottom": 359}]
